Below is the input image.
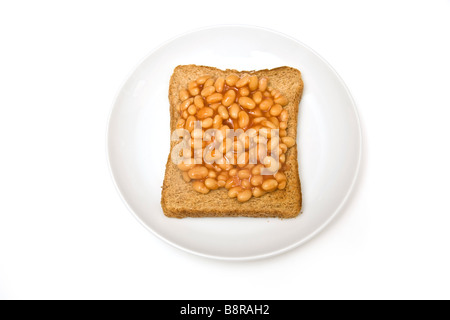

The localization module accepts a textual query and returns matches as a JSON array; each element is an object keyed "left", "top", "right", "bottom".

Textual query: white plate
[{"left": 107, "top": 25, "right": 362, "bottom": 260}]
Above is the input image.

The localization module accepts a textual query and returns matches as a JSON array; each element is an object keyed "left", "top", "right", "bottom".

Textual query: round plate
[{"left": 107, "top": 25, "right": 362, "bottom": 260}]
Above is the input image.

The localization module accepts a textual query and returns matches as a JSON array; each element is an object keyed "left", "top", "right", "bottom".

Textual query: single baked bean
[
  {"left": 249, "top": 75, "right": 259, "bottom": 91},
  {"left": 181, "top": 98, "right": 194, "bottom": 111},
  {"left": 196, "top": 75, "right": 210, "bottom": 85},
  {"left": 262, "top": 179, "right": 278, "bottom": 191},
  {"left": 214, "top": 77, "right": 225, "bottom": 93},
  {"left": 197, "top": 107, "right": 214, "bottom": 119},
  {"left": 269, "top": 104, "right": 282, "bottom": 116},
  {"left": 252, "top": 164, "right": 264, "bottom": 175},
  {"left": 259, "top": 77, "right": 268, "bottom": 91},
  {"left": 279, "top": 121, "right": 287, "bottom": 129},
  {"left": 229, "top": 103, "right": 240, "bottom": 119},
  {"left": 239, "top": 87, "right": 250, "bottom": 97},
  {"left": 252, "top": 91, "right": 263, "bottom": 104},
  {"left": 179, "top": 89, "right": 190, "bottom": 101},
  {"left": 213, "top": 115, "right": 222, "bottom": 129},
  {"left": 238, "top": 97, "right": 256, "bottom": 110},
  {"left": 238, "top": 111, "right": 250, "bottom": 128},
  {"left": 228, "top": 186, "right": 243, "bottom": 198},
  {"left": 237, "top": 190, "right": 252, "bottom": 202},
  {"left": 194, "top": 95, "right": 204, "bottom": 108},
  {"left": 203, "top": 78, "right": 213, "bottom": 87},
  {"left": 182, "top": 110, "right": 189, "bottom": 119},
  {"left": 269, "top": 117, "right": 280, "bottom": 128},
  {"left": 279, "top": 143, "right": 288, "bottom": 154},
  {"left": 187, "top": 104, "right": 197, "bottom": 115},
  {"left": 201, "top": 85, "right": 216, "bottom": 97},
  {"left": 252, "top": 117, "right": 266, "bottom": 124},
  {"left": 262, "top": 120, "right": 277, "bottom": 130},
  {"left": 217, "top": 173, "right": 228, "bottom": 182},
  {"left": 236, "top": 74, "right": 250, "bottom": 88},
  {"left": 279, "top": 110, "right": 288, "bottom": 122},
  {"left": 188, "top": 166, "right": 209, "bottom": 179},
  {"left": 192, "top": 181, "right": 210, "bottom": 194},
  {"left": 201, "top": 117, "right": 213, "bottom": 128},
  {"left": 252, "top": 187, "right": 266, "bottom": 198},
  {"left": 206, "top": 93, "right": 223, "bottom": 104},
  {"left": 278, "top": 180, "right": 287, "bottom": 189},
  {"left": 218, "top": 105, "right": 229, "bottom": 119},
  {"left": 205, "top": 178, "right": 219, "bottom": 190},
  {"left": 275, "top": 172, "right": 287, "bottom": 182},
  {"left": 225, "top": 74, "right": 239, "bottom": 86},
  {"left": 182, "top": 171, "right": 191, "bottom": 182},
  {"left": 188, "top": 81, "right": 199, "bottom": 96},
  {"left": 185, "top": 116, "right": 196, "bottom": 132},
  {"left": 263, "top": 91, "right": 272, "bottom": 98},
  {"left": 281, "top": 136, "right": 295, "bottom": 148},
  {"left": 250, "top": 175, "right": 263, "bottom": 186},
  {"left": 222, "top": 90, "right": 236, "bottom": 107},
  {"left": 279, "top": 154, "right": 286, "bottom": 163},
  {"left": 275, "top": 96, "right": 288, "bottom": 106},
  {"left": 208, "top": 170, "right": 217, "bottom": 178},
  {"left": 259, "top": 98, "right": 273, "bottom": 111},
  {"left": 177, "top": 162, "right": 194, "bottom": 171},
  {"left": 279, "top": 129, "right": 287, "bottom": 137},
  {"left": 229, "top": 168, "right": 238, "bottom": 176},
  {"left": 238, "top": 169, "right": 251, "bottom": 179}
]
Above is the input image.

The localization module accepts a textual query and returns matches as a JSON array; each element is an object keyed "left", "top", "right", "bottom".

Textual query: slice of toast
[{"left": 161, "top": 65, "right": 303, "bottom": 218}]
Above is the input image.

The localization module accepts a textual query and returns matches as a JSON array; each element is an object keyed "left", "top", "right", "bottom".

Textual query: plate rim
[{"left": 106, "top": 24, "right": 363, "bottom": 261}]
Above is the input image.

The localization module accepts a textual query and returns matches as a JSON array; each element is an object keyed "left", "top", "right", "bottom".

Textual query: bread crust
[{"left": 161, "top": 65, "right": 303, "bottom": 218}]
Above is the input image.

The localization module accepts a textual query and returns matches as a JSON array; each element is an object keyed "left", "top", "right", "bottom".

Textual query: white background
[{"left": 1, "top": 0, "right": 449, "bottom": 300}]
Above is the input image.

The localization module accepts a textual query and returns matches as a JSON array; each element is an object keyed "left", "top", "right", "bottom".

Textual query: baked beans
[
  {"left": 175, "top": 73, "right": 295, "bottom": 202},
  {"left": 201, "top": 86, "right": 216, "bottom": 97},
  {"left": 222, "top": 90, "right": 236, "bottom": 107},
  {"left": 214, "top": 77, "right": 225, "bottom": 93},
  {"left": 206, "top": 93, "right": 223, "bottom": 104}
]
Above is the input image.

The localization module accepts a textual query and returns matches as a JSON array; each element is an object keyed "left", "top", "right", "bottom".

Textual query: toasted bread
[{"left": 161, "top": 65, "right": 303, "bottom": 218}]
